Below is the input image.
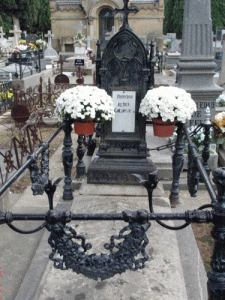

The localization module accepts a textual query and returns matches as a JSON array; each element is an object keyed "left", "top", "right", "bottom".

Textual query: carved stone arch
[
  {"left": 88, "top": 0, "right": 118, "bottom": 18},
  {"left": 88, "top": 0, "right": 120, "bottom": 43}
]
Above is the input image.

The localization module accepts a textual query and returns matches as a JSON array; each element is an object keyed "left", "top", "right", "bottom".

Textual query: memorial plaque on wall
[{"left": 112, "top": 91, "right": 136, "bottom": 133}]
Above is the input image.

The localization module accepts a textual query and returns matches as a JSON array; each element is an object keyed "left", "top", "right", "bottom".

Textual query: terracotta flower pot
[
  {"left": 74, "top": 121, "right": 95, "bottom": 135},
  {"left": 152, "top": 118, "right": 176, "bottom": 138}
]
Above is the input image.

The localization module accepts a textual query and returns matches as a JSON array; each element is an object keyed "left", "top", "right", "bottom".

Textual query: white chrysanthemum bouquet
[
  {"left": 139, "top": 86, "right": 197, "bottom": 123},
  {"left": 55, "top": 85, "right": 115, "bottom": 123}
]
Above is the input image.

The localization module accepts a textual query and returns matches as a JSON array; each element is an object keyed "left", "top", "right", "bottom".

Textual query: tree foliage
[
  {"left": 0, "top": 0, "right": 51, "bottom": 35},
  {"left": 164, "top": 0, "right": 225, "bottom": 38},
  {"left": 211, "top": 0, "right": 225, "bottom": 33},
  {"left": 38, "top": 0, "right": 51, "bottom": 33}
]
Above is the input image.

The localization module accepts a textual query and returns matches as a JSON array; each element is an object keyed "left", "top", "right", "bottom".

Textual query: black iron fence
[
  {"left": 12, "top": 77, "right": 76, "bottom": 124},
  {"left": 0, "top": 117, "right": 225, "bottom": 298},
  {"left": 7, "top": 50, "right": 44, "bottom": 79}
]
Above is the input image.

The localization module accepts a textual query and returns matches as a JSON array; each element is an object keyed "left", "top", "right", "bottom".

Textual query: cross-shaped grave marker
[
  {"left": 45, "top": 30, "right": 54, "bottom": 48},
  {"left": 85, "top": 36, "right": 92, "bottom": 49},
  {"left": 114, "top": 0, "right": 139, "bottom": 30},
  {"left": 54, "top": 55, "right": 70, "bottom": 84},
  {"left": 54, "top": 55, "right": 68, "bottom": 74},
  {"left": 0, "top": 27, "right": 5, "bottom": 47},
  {"left": 9, "top": 25, "right": 22, "bottom": 46},
  {"left": 75, "top": 21, "right": 87, "bottom": 35}
]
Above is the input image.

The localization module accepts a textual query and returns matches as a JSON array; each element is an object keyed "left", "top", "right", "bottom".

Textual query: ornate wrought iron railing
[
  {"left": 0, "top": 116, "right": 225, "bottom": 298},
  {"left": 12, "top": 77, "right": 76, "bottom": 124},
  {"left": 0, "top": 118, "right": 42, "bottom": 187}
]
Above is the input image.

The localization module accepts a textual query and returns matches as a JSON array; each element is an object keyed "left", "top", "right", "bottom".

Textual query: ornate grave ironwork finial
[{"left": 114, "top": 0, "right": 139, "bottom": 31}]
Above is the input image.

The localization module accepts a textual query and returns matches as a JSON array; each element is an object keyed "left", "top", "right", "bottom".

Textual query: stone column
[{"left": 176, "top": 0, "right": 223, "bottom": 126}]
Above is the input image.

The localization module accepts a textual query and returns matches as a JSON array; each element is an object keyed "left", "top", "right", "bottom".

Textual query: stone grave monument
[
  {"left": 63, "top": 34, "right": 94, "bottom": 75},
  {"left": 176, "top": 0, "right": 223, "bottom": 126},
  {"left": 87, "top": 0, "right": 156, "bottom": 185},
  {"left": 44, "top": 30, "right": 59, "bottom": 64},
  {"left": 164, "top": 33, "right": 181, "bottom": 69}
]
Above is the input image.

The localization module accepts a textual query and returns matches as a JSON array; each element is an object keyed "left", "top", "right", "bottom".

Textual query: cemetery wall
[{"left": 49, "top": 0, "right": 164, "bottom": 52}]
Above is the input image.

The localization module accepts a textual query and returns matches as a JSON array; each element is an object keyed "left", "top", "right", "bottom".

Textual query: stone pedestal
[
  {"left": 176, "top": 0, "right": 223, "bottom": 125},
  {"left": 63, "top": 56, "right": 94, "bottom": 75},
  {"left": 165, "top": 52, "right": 181, "bottom": 69}
]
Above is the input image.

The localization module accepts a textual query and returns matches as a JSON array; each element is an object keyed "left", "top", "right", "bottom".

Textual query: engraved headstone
[{"left": 87, "top": 0, "right": 156, "bottom": 185}]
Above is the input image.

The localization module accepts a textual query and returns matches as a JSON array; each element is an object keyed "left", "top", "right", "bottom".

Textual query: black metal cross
[{"left": 114, "top": 0, "right": 139, "bottom": 30}]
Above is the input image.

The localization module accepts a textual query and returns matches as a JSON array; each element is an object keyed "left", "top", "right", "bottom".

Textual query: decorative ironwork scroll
[{"left": 46, "top": 209, "right": 150, "bottom": 281}]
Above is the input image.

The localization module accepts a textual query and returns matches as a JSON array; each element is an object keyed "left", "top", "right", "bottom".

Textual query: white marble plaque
[{"left": 112, "top": 91, "right": 136, "bottom": 133}]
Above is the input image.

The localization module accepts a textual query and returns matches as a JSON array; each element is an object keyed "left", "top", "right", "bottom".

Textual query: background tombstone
[
  {"left": 176, "top": 0, "right": 223, "bottom": 126},
  {"left": 167, "top": 33, "right": 177, "bottom": 52},
  {"left": 216, "top": 27, "right": 223, "bottom": 49},
  {"left": 76, "top": 21, "right": 87, "bottom": 35},
  {"left": 0, "top": 27, "right": 7, "bottom": 50},
  {"left": 26, "top": 34, "right": 38, "bottom": 45},
  {"left": 87, "top": 0, "right": 156, "bottom": 185},
  {"left": 44, "top": 31, "right": 59, "bottom": 64},
  {"left": 217, "top": 42, "right": 225, "bottom": 87},
  {"left": 9, "top": 25, "right": 21, "bottom": 47}
]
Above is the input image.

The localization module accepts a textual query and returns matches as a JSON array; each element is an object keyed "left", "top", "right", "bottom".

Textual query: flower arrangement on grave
[
  {"left": 86, "top": 48, "right": 93, "bottom": 57},
  {"left": 18, "top": 40, "right": 37, "bottom": 51},
  {"left": 139, "top": 86, "right": 197, "bottom": 137},
  {"left": 212, "top": 112, "right": 225, "bottom": 145},
  {"left": 0, "top": 86, "right": 14, "bottom": 102},
  {"left": 55, "top": 86, "right": 115, "bottom": 135},
  {"left": 216, "top": 93, "right": 225, "bottom": 107},
  {"left": 35, "top": 39, "right": 46, "bottom": 50},
  {"left": 74, "top": 32, "right": 85, "bottom": 45}
]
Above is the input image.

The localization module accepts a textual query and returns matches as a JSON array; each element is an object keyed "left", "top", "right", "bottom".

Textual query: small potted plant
[
  {"left": 55, "top": 85, "right": 115, "bottom": 135},
  {"left": 139, "top": 86, "right": 197, "bottom": 137}
]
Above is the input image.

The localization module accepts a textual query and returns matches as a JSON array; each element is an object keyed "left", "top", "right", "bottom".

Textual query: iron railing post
[
  {"left": 208, "top": 167, "right": 225, "bottom": 299},
  {"left": 169, "top": 122, "right": 184, "bottom": 204},
  {"left": 202, "top": 107, "right": 212, "bottom": 178},
  {"left": 87, "top": 134, "right": 96, "bottom": 156},
  {"left": 62, "top": 120, "right": 74, "bottom": 200},
  {"left": 95, "top": 40, "right": 102, "bottom": 88},
  {"left": 76, "top": 135, "right": 86, "bottom": 178},
  {"left": 148, "top": 40, "right": 155, "bottom": 90}
]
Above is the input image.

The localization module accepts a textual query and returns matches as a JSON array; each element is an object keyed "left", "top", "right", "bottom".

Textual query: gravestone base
[
  {"left": 64, "top": 56, "right": 95, "bottom": 75},
  {"left": 87, "top": 157, "right": 156, "bottom": 185}
]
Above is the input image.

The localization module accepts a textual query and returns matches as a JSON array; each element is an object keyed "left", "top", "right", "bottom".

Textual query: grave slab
[{"left": 30, "top": 194, "right": 188, "bottom": 300}]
